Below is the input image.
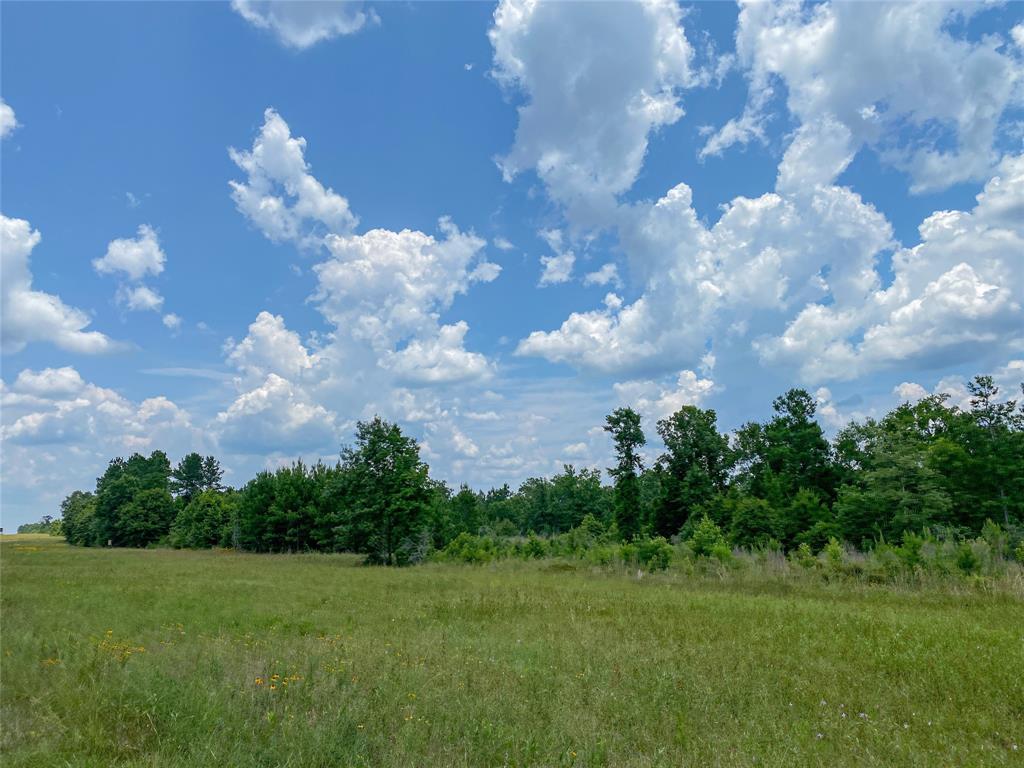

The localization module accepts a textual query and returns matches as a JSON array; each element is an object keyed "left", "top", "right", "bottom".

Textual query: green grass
[{"left": 2, "top": 535, "right": 1022, "bottom": 767}]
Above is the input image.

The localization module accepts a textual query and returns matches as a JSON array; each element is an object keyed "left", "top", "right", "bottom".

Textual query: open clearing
[{"left": 1, "top": 535, "right": 1022, "bottom": 767}]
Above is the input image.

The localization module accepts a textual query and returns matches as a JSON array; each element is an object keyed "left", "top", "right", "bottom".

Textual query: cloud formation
[
  {"left": 1, "top": 215, "right": 116, "bottom": 355},
  {"left": 231, "top": 0, "right": 374, "bottom": 49}
]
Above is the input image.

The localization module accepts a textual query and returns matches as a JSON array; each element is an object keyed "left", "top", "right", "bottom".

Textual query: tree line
[{"left": 53, "top": 375, "right": 1024, "bottom": 564}]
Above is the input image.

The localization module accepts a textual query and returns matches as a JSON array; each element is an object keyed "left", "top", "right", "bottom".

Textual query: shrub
[
  {"left": 789, "top": 542, "right": 816, "bottom": 570},
  {"left": 437, "top": 532, "right": 499, "bottom": 564},
  {"left": 822, "top": 537, "right": 845, "bottom": 575},
  {"left": 689, "top": 515, "right": 726, "bottom": 557},
  {"left": 627, "top": 536, "right": 673, "bottom": 571},
  {"left": 1016, "top": 541, "right": 1024, "bottom": 565},
  {"left": 955, "top": 541, "right": 980, "bottom": 575},
  {"left": 709, "top": 542, "right": 734, "bottom": 565}
]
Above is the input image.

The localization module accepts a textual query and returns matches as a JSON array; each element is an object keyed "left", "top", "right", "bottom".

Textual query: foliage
[
  {"left": 169, "top": 489, "right": 239, "bottom": 549},
  {"left": 652, "top": 406, "right": 731, "bottom": 538},
  {"left": 688, "top": 514, "right": 727, "bottom": 558},
  {"left": 335, "top": 417, "right": 432, "bottom": 565},
  {"left": 604, "top": 406, "right": 646, "bottom": 540}
]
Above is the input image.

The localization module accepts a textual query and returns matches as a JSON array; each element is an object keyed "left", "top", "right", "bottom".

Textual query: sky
[{"left": 2, "top": 0, "right": 1023, "bottom": 529}]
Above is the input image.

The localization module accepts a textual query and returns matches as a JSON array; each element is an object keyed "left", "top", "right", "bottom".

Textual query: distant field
[{"left": 1, "top": 536, "right": 1021, "bottom": 767}]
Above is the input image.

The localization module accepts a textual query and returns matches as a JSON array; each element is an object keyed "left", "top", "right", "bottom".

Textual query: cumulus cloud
[
  {"left": 759, "top": 154, "right": 1024, "bottom": 381},
  {"left": 231, "top": 0, "right": 374, "bottom": 49},
  {"left": 215, "top": 373, "right": 337, "bottom": 454},
  {"left": 316, "top": 217, "right": 499, "bottom": 353},
  {"left": 537, "top": 229, "right": 575, "bottom": 286},
  {"left": 583, "top": 262, "right": 621, "bottom": 288},
  {"left": 519, "top": 177, "right": 893, "bottom": 376},
  {"left": 613, "top": 369, "right": 715, "bottom": 423},
  {"left": 490, "top": 0, "right": 696, "bottom": 226},
  {"left": 1, "top": 214, "right": 116, "bottom": 355},
  {"left": 229, "top": 108, "right": 358, "bottom": 246},
  {"left": 382, "top": 322, "right": 493, "bottom": 386},
  {"left": 894, "top": 360, "right": 1024, "bottom": 411},
  {"left": 217, "top": 109, "right": 504, "bottom": 471},
  {"left": 117, "top": 284, "right": 164, "bottom": 313},
  {"left": 0, "top": 99, "right": 18, "bottom": 139},
  {"left": 1, "top": 366, "right": 196, "bottom": 450},
  {"left": 706, "top": 0, "right": 1024, "bottom": 192},
  {"left": 224, "top": 310, "right": 317, "bottom": 382},
  {"left": 162, "top": 313, "right": 182, "bottom": 330},
  {"left": 93, "top": 225, "right": 165, "bottom": 281}
]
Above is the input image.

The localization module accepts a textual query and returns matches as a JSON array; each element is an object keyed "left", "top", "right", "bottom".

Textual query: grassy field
[{"left": 1, "top": 535, "right": 1022, "bottom": 767}]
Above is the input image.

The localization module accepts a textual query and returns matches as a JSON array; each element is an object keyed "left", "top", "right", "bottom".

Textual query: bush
[
  {"left": 789, "top": 542, "right": 816, "bottom": 569},
  {"left": 436, "top": 532, "right": 501, "bottom": 564},
  {"left": 623, "top": 536, "right": 673, "bottom": 571},
  {"left": 822, "top": 537, "right": 845, "bottom": 575},
  {"left": 689, "top": 515, "right": 726, "bottom": 557}
]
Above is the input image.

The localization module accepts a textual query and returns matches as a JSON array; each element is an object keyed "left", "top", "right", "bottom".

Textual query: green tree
[
  {"left": 728, "top": 496, "right": 781, "bottom": 549},
  {"left": 335, "top": 417, "right": 432, "bottom": 565},
  {"left": 170, "top": 453, "right": 205, "bottom": 503},
  {"left": 94, "top": 451, "right": 173, "bottom": 547},
  {"left": 836, "top": 436, "right": 952, "bottom": 546},
  {"left": 451, "top": 484, "right": 484, "bottom": 535},
  {"left": 653, "top": 406, "right": 731, "bottom": 538},
  {"left": 119, "top": 487, "right": 175, "bottom": 547},
  {"left": 201, "top": 455, "right": 224, "bottom": 492},
  {"left": 60, "top": 490, "right": 97, "bottom": 546},
  {"left": 170, "top": 489, "right": 238, "bottom": 548},
  {"left": 604, "top": 407, "right": 646, "bottom": 540}
]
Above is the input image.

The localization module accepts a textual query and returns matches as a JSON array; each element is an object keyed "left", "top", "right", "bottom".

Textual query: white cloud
[
  {"left": 1013, "top": 24, "right": 1024, "bottom": 49},
  {"left": 707, "top": 0, "right": 1024, "bottom": 192},
  {"left": 537, "top": 228, "right": 575, "bottom": 285},
  {"left": 759, "top": 154, "right": 1024, "bottom": 381},
  {"left": 465, "top": 410, "right": 500, "bottom": 422},
  {"left": 490, "top": 0, "right": 695, "bottom": 226},
  {"left": 118, "top": 284, "right": 164, "bottom": 313},
  {"left": 613, "top": 369, "right": 715, "bottom": 423},
  {"left": 1, "top": 214, "right": 116, "bottom": 355},
  {"left": 215, "top": 373, "right": 337, "bottom": 454},
  {"left": 224, "top": 310, "right": 316, "bottom": 382},
  {"left": 2, "top": 366, "right": 196, "bottom": 450},
  {"left": 0, "top": 99, "right": 18, "bottom": 139},
  {"left": 894, "top": 360, "right": 1024, "bottom": 412},
  {"left": 493, "top": 236, "right": 514, "bottom": 251},
  {"left": 231, "top": 0, "right": 374, "bottom": 49},
  {"left": 162, "top": 313, "right": 182, "bottom": 330},
  {"left": 382, "top": 322, "right": 493, "bottom": 386},
  {"left": 893, "top": 381, "right": 929, "bottom": 403},
  {"left": 520, "top": 177, "right": 893, "bottom": 375},
  {"left": 316, "top": 218, "right": 498, "bottom": 353},
  {"left": 583, "top": 262, "right": 620, "bottom": 288},
  {"left": 229, "top": 108, "right": 358, "bottom": 246},
  {"left": 93, "top": 224, "right": 165, "bottom": 281}
]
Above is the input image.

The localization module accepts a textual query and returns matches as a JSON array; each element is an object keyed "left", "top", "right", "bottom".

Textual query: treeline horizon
[{"left": 45, "top": 374, "right": 1024, "bottom": 565}]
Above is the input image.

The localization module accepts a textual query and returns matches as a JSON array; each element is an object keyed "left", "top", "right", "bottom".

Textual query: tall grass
[{"left": 2, "top": 535, "right": 1021, "bottom": 766}]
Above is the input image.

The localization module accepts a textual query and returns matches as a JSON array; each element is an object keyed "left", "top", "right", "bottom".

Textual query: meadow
[{"left": 1, "top": 534, "right": 1022, "bottom": 767}]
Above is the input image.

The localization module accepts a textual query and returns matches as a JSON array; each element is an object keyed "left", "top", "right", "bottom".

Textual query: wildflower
[
  {"left": 255, "top": 677, "right": 264, "bottom": 686},
  {"left": 357, "top": 724, "right": 364, "bottom": 730},
  {"left": 270, "top": 684, "right": 277, "bottom": 690},
  {"left": 815, "top": 733, "right": 824, "bottom": 740}
]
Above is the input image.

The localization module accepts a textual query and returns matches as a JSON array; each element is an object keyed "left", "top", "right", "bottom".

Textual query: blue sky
[{"left": 2, "top": 0, "right": 1023, "bottom": 529}]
